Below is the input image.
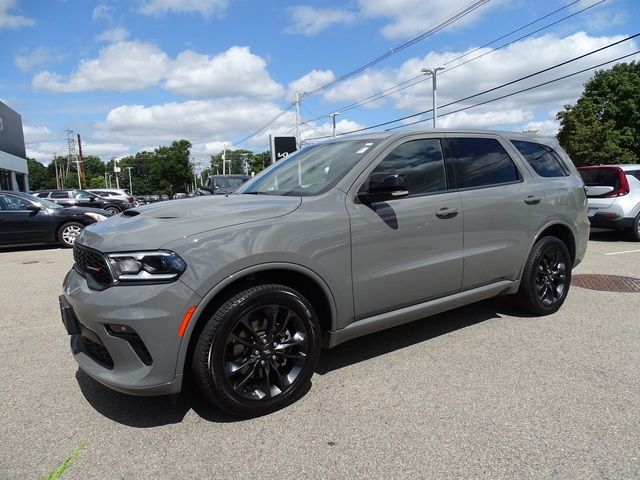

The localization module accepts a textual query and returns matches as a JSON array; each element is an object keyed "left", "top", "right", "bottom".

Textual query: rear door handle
[
  {"left": 435, "top": 207, "right": 459, "bottom": 219},
  {"left": 524, "top": 195, "right": 541, "bottom": 205}
]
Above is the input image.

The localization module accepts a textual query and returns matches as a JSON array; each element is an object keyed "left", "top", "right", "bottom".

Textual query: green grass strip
[{"left": 40, "top": 442, "right": 86, "bottom": 480}]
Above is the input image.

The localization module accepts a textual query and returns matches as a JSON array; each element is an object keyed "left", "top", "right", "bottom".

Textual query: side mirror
[
  {"left": 26, "top": 204, "right": 41, "bottom": 212},
  {"left": 357, "top": 173, "right": 409, "bottom": 204}
]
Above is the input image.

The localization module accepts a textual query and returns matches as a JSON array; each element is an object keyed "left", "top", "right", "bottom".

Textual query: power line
[
  {"left": 229, "top": 102, "right": 294, "bottom": 148},
  {"left": 304, "top": 40, "right": 639, "bottom": 140},
  {"left": 321, "top": 0, "right": 608, "bottom": 118},
  {"left": 303, "top": 0, "right": 490, "bottom": 97}
]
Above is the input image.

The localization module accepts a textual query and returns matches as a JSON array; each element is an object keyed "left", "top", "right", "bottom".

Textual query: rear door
[
  {"left": 445, "top": 134, "right": 545, "bottom": 290},
  {"left": 348, "top": 135, "right": 464, "bottom": 319}
]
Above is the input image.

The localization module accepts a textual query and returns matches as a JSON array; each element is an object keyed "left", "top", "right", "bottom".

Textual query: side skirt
[{"left": 324, "top": 280, "right": 517, "bottom": 348}]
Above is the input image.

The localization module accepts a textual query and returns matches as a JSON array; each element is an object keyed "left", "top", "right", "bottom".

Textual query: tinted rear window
[
  {"left": 579, "top": 168, "right": 621, "bottom": 189},
  {"left": 511, "top": 140, "right": 568, "bottom": 177},
  {"left": 449, "top": 138, "right": 521, "bottom": 189}
]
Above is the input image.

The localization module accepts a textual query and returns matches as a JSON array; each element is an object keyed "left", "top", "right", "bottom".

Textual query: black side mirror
[
  {"left": 357, "top": 173, "right": 409, "bottom": 204},
  {"left": 26, "top": 204, "right": 41, "bottom": 211}
]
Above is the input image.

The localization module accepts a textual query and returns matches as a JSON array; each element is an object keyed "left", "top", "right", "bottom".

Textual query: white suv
[
  {"left": 578, "top": 165, "right": 640, "bottom": 241},
  {"left": 86, "top": 188, "right": 136, "bottom": 207}
]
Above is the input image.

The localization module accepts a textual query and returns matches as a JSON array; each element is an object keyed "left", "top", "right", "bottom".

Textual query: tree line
[{"left": 27, "top": 140, "right": 271, "bottom": 194}]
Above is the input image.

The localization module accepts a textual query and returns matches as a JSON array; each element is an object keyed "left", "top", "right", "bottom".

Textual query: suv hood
[{"left": 77, "top": 194, "right": 301, "bottom": 251}]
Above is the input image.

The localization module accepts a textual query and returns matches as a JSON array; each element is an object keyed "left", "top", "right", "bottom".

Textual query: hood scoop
[{"left": 121, "top": 210, "right": 140, "bottom": 217}]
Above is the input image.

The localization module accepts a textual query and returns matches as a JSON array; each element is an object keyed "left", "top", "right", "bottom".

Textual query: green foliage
[
  {"left": 557, "top": 61, "right": 640, "bottom": 166},
  {"left": 209, "top": 149, "right": 271, "bottom": 176},
  {"left": 26, "top": 158, "right": 53, "bottom": 190},
  {"left": 40, "top": 442, "right": 85, "bottom": 480}
]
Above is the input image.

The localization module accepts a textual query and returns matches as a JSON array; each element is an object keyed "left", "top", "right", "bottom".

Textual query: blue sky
[{"left": 1, "top": 0, "right": 638, "bottom": 164}]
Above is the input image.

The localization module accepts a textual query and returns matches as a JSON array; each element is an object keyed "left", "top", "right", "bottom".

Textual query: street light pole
[
  {"left": 329, "top": 112, "right": 340, "bottom": 138},
  {"left": 126, "top": 166, "right": 133, "bottom": 195},
  {"left": 421, "top": 67, "right": 445, "bottom": 128}
]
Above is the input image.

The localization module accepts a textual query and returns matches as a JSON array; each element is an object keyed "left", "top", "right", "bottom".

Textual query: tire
[
  {"left": 104, "top": 206, "right": 120, "bottom": 215},
  {"left": 192, "top": 284, "right": 321, "bottom": 418},
  {"left": 515, "top": 236, "right": 572, "bottom": 316},
  {"left": 57, "top": 222, "right": 84, "bottom": 248},
  {"left": 629, "top": 213, "right": 640, "bottom": 242}
]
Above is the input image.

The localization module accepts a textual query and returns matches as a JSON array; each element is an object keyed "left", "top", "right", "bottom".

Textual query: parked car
[
  {"left": 0, "top": 191, "right": 110, "bottom": 248},
  {"left": 33, "top": 189, "right": 129, "bottom": 215},
  {"left": 161, "top": 195, "right": 169, "bottom": 201},
  {"left": 86, "top": 188, "right": 136, "bottom": 207},
  {"left": 198, "top": 174, "right": 250, "bottom": 196},
  {"left": 173, "top": 193, "right": 187, "bottom": 199},
  {"left": 60, "top": 130, "right": 589, "bottom": 417},
  {"left": 135, "top": 196, "right": 147, "bottom": 206},
  {"left": 578, "top": 165, "right": 640, "bottom": 241}
]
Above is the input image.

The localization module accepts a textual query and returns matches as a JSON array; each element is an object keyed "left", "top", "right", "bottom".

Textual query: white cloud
[
  {"left": 288, "top": 70, "right": 335, "bottom": 100},
  {"left": 32, "top": 41, "right": 169, "bottom": 92},
  {"left": 356, "top": 0, "right": 506, "bottom": 40},
  {"left": 165, "top": 46, "right": 284, "bottom": 98},
  {"left": 92, "top": 4, "right": 112, "bottom": 22},
  {"left": 323, "top": 32, "right": 638, "bottom": 130},
  {"left": 0, "top": 0, "right": 35, "bottom": 29},
  {"left": 95, "top": 27, "right": 130, "bottom": 43},
  {"left": 22, "top": 124, "right": 51, "bottom": 143},
  {"left": 14, "top": 47, "right": 62, "bottom": 72},
  {"left": 136, "top": 0, "right": 228, "bottom": 18},
  {"left": 285, "top": 6, "right": 356, "bottom": 36},
  {"left": 26, "top": 140, "right": 131, "bottom": 164}
]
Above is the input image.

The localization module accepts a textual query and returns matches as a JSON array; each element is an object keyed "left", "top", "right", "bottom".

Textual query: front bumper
[{"left": 62, "top": 268, "right": 202, "bottom": 396}]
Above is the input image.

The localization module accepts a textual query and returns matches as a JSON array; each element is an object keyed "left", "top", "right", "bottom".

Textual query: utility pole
[
  {"left": 65, "top": 129, "right": 78, "bottom": 187},
  {"left": 329, "top": 112, "right": 340, "bottom": 138},
  {"left": 222, "top": 146, "right": 227, "bottom": 175},
  {"left": 104, "top": 172, "right": 108, "bottom": 188},
  {"left": 421, "top": 67, "right": 445, "bottom": 128},
  {"left": 295, "top": 92, "right": 302, "bottom": 149},
  {"left": 126, "top": 166, "right": 133, "bottom": 195}
]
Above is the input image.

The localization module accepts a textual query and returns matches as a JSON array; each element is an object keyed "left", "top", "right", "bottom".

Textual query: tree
[
  {"left": 556, "top": 61, "right": 640, "bottom": 166},
  {"left": 26, "top": 158, "right": 54, "bottom": 190},
  {"left": 150, "top": 140, "right": 193, "bottom": 195},
  {"left": 209, "top": 149, "right": 271, "bottom": 176}
]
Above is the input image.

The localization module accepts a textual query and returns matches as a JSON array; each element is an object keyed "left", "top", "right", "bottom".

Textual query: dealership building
[{"left": 0, "top": 101, "right": 29, "bottom": 192}]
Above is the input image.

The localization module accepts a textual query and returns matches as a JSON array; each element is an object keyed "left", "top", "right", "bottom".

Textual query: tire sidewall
[
  {"left": 198, "top": 285, "right": 321, "bottom": 417},
  {"left": 105, "top": 206, "right": 120, "bottom": 215}
]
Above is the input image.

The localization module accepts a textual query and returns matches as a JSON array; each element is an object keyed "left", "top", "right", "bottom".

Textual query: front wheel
[
  {"left": 516, "top": 236, "right": 572, "bottom": 315},
  {"left": 192, "top": 284, "right": 321, "bottom": 418},
  {"left": 57, "top": 222, "right": 84, "bottom": 248}
]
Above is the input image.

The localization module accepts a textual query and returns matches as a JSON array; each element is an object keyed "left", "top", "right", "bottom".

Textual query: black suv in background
[
  {"left": 33, "top": 189, "right": 129, "bottom": 214},
  {"left": 198, "top": 175, "right": 250, "bottom": 195}
]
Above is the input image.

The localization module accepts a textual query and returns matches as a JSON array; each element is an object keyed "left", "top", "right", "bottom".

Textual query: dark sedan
[
  {"left": 32, "top": 189, "right": 130, "bottom": 214},
  {"left": 0, "top": 191, "right": 111, "bottom": 248}
]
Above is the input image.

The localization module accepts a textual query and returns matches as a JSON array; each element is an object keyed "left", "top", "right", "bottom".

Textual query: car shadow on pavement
[
  {"left": 316, "top": 296, "right": 523, "bottom": 375},
  {"left": 76, "top": 296, "right": 520, "bottom": 427},
  {"left": 0, "top": 244, "right": 61, "bottom": 253},
  {"left": 588, "top": 229, "right": 631, "bottom": 243}
]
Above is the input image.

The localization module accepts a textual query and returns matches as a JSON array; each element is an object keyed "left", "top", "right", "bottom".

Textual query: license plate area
[{"left": 59, "top": 295, "right": 80, "bottom": 335}]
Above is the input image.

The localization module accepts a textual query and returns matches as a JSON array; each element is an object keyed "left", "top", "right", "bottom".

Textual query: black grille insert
[
  {"left": 73, "top": 243, "right": 112, "bottom": 285},
  {"left": 83, "top": 337, "right": 115, "bottom": 369}
]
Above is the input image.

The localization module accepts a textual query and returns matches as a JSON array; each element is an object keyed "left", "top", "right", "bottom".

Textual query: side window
[
  {"left": 1, "top": 194, "right": 31, "bottom": 210},
  {"left": 370, "top": 139, "right": 447, "bottom": 196},
  {"left": 449, "top": 137, "right": 521, "bottom": 189},
  {"left": 50, "top": 191, "right": 69, "bottom": 199},
  {"left": 511, "top": 140, "right": 568, "bottom": 177}
]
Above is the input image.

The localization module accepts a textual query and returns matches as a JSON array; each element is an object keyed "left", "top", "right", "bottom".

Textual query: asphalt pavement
[{"left": 1, "top": 230, "right": 639, "bottom": 479}]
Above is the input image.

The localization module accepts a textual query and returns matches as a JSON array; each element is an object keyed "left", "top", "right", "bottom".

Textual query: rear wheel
[
  {"left": 104, "top": 206, "right": 120, "bottom": 215},
  {"left": 57, "top": 222, "right": 83, "bottom": 248},
  {"left": 516, "top": 236, "right": 572, "bottom": 315},
  {"left": 629, "top": 213, "right": 640, "bottom": 242},
  {"left": 192, "top": 284, "right": 321, "bottom": 418}
]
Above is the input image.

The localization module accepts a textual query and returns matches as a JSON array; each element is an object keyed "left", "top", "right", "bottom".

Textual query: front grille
[{"left": 73, "top": 243, "right": 112, "bottom": 285}]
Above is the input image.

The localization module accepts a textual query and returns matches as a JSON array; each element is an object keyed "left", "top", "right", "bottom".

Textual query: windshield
[
  {"left": 238, "top": 139, "right": 381, "bottom": 196},
  {"left": 26, "top": 193, "right": 62, "bottom": 209},
  {"left": 215, "top": 177, "right": 247, "bottom": 191}
]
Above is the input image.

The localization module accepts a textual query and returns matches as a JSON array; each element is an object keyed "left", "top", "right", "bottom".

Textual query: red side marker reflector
[{"left": 178, "top": 306, "right": 197, "bottom": 337}]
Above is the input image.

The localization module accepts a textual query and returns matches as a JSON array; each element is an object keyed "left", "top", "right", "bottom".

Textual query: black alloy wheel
[
  {"left": 516, "top": 236, "right": 572, "bottom": 315},
  {"left": 192, "top": 284, "right": 321, "bottom": 417},
  {"left": 222, "top": 304, "right": 309, "bottom": 401},
  {"left": 535, "top": 246, "right": 568, "bottom": 306},
  {"left": 105, "top": 206, "right": 120, "bottom": 215}
]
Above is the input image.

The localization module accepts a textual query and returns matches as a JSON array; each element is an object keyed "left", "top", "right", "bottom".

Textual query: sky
[{"left": 1, "top": 0, "right": 639, "bottom": 166}]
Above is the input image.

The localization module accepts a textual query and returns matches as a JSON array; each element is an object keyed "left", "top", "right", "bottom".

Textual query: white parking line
[{"left": 605, "top": 249, "right": 640, "bottom": 256}]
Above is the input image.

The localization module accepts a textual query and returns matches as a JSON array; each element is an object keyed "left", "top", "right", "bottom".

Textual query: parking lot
[{"left": 1, "top": 231, "right": 639, "bottom": 479}]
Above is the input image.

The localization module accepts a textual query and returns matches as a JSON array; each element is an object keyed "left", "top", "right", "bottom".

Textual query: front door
[{"left": 348, "top": 137, "right": 464, "bottom": 320}]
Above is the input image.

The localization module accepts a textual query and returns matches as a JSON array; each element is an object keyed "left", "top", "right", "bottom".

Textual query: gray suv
[{"left": 60, "top": 130, "right": 589, "bottom": 417}]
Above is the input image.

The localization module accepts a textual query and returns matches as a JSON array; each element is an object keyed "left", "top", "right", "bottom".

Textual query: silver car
[
  {"left": 60, "top": 130, "right": 589, "bottom": 417},
  {"left": 578, "top": 165, "right": 640, "bottom": 241}
]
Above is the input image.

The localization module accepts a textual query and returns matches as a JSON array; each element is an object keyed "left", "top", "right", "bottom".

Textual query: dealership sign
[
  {"left": 270, "top": 136, "right": 297, "bottom": 164},
  {"left": 0, "top": 101, "right": 26, "bottom": 159}
]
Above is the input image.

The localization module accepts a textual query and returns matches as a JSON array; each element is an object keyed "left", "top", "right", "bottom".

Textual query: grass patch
[{"left": 40, "top": 442, "right": 85, "bottom": 480}]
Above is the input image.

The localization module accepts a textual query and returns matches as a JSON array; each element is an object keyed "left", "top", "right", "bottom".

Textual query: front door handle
[
  {"left": 524, "top": 195, "right": 542, "bottom": 205},
  {"left": 435, "top": 207, "right": 459, "bottom": 219}
]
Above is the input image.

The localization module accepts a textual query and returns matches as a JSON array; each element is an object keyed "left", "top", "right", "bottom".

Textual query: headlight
[
  {"left": 107, "top": 251, "right": 187, "bottom": 283},
  {"left": 84, "top": 212, "right": 108, "bottom": 222}
]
